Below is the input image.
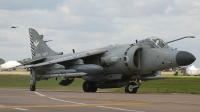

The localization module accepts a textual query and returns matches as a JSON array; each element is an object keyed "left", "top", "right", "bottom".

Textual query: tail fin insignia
[{"left": 34, "top": 40, "right": 39, "bottom": 47}]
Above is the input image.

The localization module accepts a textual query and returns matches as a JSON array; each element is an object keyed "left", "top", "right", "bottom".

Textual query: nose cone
[{"left": 176, "top": 51, "right": 196, "bottom": 66}]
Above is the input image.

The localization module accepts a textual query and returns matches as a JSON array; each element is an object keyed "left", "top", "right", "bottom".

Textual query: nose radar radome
[{"left": 176, "top": 51, "right": 196, "bottom": 66}]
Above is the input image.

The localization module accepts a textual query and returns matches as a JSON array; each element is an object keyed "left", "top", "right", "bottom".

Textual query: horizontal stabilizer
[{"left": 23, "top": 57, "right": 46, "bottom": 65}]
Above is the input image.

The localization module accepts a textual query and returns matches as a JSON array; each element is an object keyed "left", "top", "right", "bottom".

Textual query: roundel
[{"left": 124, "top": 56, "right": 129, "bottom": 62}]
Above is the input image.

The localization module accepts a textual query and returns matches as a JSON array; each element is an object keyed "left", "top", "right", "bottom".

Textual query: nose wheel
[{"left": 125, "top": 82, "right": 139, "bottom": 93}]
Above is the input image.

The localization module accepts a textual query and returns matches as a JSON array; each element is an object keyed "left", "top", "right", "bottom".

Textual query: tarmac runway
[{"left": 0, "top": 89, "right": 200, "bottom": 112}]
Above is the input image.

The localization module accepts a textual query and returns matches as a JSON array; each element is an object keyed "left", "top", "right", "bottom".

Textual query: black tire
[
  {"left": 125, "top": 86, "right": 129, "bottom": 93},
  {"left": 30, "top": 84, "right": 36, "bottom": 91},
  {"left": 83, "top": 81, "right": 91, "bottom": 92},
  {"left": 126, "top": 82, "right": 138, "bottom": 93},
  {"left": 90, "top": 85, "right": 97, "bottom": 92},
  {"left": 83, "top": 81, "right": 98, "bottom": 92}
]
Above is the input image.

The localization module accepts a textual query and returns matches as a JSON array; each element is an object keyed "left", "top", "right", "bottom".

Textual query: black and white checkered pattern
[{"left": 30, "top": 34, "right": 35, "bottom": 59}]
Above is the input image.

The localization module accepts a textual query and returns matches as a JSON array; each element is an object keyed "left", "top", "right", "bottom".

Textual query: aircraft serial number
[{"left": 111, "top": 57, "right": 118, "bottom": 61}]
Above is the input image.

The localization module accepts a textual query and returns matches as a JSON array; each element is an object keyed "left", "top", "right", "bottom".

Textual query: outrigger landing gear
[
  {"left": 30, "top": 84, "right": 36, "bottom": 91},
  {"left": 83, "top": 81, "right": 97, "bottom": 92},
  {"left": 30, "top": 68, "right": 36, "bottom": 91}
]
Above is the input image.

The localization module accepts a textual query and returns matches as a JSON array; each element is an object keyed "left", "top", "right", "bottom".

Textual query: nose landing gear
[
  {"left": 125, "top": 82, "right": 139, "bottom": 93},
  {"left": 125, "top": 74, "right": 141, "bottom": 93}
]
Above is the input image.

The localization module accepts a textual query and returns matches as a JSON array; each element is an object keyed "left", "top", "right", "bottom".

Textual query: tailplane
[{"left": 29, "top": 28, "right": 62, "bottom": 59}]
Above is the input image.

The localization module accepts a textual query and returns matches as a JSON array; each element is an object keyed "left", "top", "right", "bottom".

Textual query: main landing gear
[{"left": 83, "top": 81, "right": 98, "bottom": 92}]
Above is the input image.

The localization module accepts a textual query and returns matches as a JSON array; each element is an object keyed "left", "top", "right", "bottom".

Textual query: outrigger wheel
[{"left": 30, "top": 84, "right": 36, "bottom": 91}]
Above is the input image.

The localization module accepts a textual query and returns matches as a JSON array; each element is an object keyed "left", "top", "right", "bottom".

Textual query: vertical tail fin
[{"left": 29, "top": 28, "right": 62, "bottom": 59}]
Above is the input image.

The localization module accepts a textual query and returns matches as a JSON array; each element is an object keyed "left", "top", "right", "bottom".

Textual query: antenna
[{"left": 166, "top": 36, "right": 195, "bottom": 44}]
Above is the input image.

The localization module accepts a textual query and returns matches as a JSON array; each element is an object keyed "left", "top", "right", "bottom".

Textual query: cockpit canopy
[{"left": 138, "top": 37, "right": 169, "bottom": 48}]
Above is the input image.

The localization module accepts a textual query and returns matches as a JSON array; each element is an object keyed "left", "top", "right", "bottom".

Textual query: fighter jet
[
  {"left": 11, "top": 26, "right": 18, "bottom": 28},
  {"left": 23, "top": 28, "right": 196, "bottom": 93}
]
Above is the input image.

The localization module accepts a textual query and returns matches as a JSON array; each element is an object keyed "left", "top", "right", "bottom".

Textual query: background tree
[{"left": 0, "top": 58, "right": 5, "bottom": 65}]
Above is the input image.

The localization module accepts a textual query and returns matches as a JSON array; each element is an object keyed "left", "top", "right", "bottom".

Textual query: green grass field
[{"left": 0, "top": 74, "right": 200, "bottom": 94}]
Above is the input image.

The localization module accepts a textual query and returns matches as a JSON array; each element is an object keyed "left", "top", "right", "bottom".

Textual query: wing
[{"left": 23, "top": 49, "right": 106, "bottom": 68}]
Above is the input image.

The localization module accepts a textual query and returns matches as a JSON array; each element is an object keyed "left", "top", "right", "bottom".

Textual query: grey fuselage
[{"left": 34, "top": 43, "right": 180, "bottom": 82}]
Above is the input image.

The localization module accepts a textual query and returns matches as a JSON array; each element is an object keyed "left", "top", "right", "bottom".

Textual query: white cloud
[
  {"left": 60, "top": 6, "right": 70, "bottom": 14},
  {"left": 165, "top": 6, "right": 174, "bottom": 14}
]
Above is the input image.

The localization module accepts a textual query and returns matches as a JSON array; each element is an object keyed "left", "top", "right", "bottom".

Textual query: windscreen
[{"left": 138, "top": 37, "right": 169, "bottom": 48}]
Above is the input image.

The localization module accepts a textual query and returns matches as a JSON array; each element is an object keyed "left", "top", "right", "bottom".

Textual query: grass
[
  {"left": 0, "top": 74, "right": 200, "bottom": 94},
  {"left": 0, "top": 74, "right": 84, "bottom": 90}
]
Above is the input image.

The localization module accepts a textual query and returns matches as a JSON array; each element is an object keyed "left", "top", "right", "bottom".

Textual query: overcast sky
[{"left": 0, "top": 0, "right": 199, "bottom": 67}]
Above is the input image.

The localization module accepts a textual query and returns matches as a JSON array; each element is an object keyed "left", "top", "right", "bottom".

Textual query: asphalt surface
[{"left": 0, "top": 89, "right": 200, "bottom": 112}]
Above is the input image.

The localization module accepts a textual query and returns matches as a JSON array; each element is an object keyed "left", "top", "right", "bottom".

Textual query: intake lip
[{"left": 176, "top": 51, "right": 196, "bottom": 66}]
